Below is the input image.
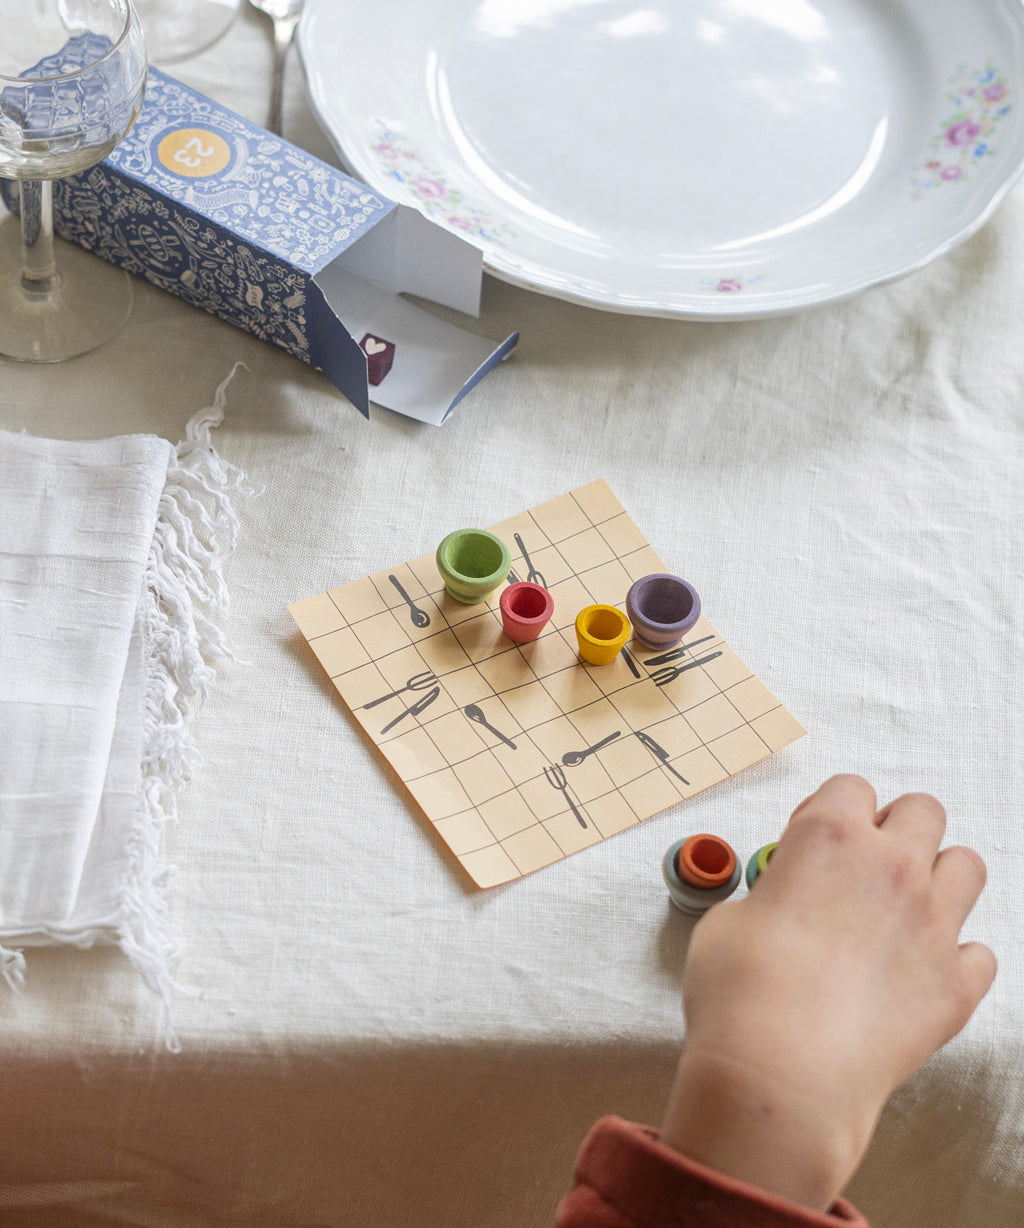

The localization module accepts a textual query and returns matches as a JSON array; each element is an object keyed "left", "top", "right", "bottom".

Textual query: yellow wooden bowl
[{"left": 575, "top": 604, "right": 631, "bottom": 665}]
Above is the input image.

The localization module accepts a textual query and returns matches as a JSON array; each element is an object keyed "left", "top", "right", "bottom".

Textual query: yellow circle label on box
[{"left": 157, "top": 128, "right": 232, "bottom": 178}]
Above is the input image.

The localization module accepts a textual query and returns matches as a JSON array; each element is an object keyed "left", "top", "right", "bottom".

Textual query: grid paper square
[{"left": 289, "top": 481, "right": 805, "bottom": 887}]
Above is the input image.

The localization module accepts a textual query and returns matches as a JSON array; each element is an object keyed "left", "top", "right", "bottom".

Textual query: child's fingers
[
  {"left": 953, "top": 941, "right": 998, "bottom": 1026},
  {"left": 787, "top": 773, "right": 878, "bottom": 829},
  {"left": 875, "top": 791, "right": 947, "bottom": 858},
  {"left": 931, "top": 845, "right": 988, "bottom": 931}
]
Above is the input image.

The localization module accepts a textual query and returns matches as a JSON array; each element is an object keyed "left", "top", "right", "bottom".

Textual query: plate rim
[{"left": 298, "top": 0, "right": 1024, "bottom": 319}]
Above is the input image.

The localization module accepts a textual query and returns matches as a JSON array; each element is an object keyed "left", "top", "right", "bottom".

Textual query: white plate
[{"left": 298, "top": 0, "right": 1024, "bottom": 318}]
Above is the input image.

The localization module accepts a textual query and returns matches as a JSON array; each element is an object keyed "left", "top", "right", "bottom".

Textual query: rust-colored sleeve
[{"left": 555, "top": 1117, "right": 870, "bottom": 1228}]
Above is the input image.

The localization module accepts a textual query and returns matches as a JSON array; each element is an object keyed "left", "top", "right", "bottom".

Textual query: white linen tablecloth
[{"left": 0, "top": 10, "right": 1021, "bottom": 1225}]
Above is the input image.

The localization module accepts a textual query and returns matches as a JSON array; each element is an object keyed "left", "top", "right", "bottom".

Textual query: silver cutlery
[{"left": 248, "top": 0, "right": 305, "bottom": 135}]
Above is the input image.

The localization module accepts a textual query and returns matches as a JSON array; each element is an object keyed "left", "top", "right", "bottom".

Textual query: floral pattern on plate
[
  {"left": 700, "top": 275, "right": 766, "bottom": 293},
  {"left": 912, "top": 64, "right": 1011, "bottom": 197},
  {"left": 370, "top": 123, "right": 517, "bottom": 243}
]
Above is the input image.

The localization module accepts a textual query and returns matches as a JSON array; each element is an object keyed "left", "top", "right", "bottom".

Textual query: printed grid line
[
  {"left": 322, "top": 595, "right": 768, "bottom": 801},
  {"left": 339, "top": 621, "right": 751, "bottom": 798},
  {"left": 290, "top": 480, "right": 804, "bottom": 886},
  {"left": 326, "top": 520, "right": 762, "bottom": 844}
]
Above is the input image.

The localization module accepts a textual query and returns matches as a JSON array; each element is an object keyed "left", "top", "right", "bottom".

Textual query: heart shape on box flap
[{"left": 363, "top": 336, "right": 386, "bottom": 355}]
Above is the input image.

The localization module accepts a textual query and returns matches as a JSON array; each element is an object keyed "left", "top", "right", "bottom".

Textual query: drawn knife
[{"left": 635, "top": 731, "right": 690, "bottom": 784}]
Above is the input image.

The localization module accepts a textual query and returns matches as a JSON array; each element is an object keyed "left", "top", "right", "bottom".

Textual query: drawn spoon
[
  {"left": 464, "top": 703, "right": 517, "bottom": 749},
  {"left": 379, "top": 686, "right": 440, "bottom": 735},
  {"left": 388, "top": 574, "right": 430, "bottom": 628},
  {"left": 561, "top": 731, "right": 622, "bottom": 767}
]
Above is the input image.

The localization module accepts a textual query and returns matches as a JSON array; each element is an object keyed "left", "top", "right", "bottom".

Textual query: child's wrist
[{"left": 659, "top": 1046, "right": 864, "bottom": 1214}]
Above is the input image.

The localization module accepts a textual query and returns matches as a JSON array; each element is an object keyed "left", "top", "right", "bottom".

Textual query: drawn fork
[
  {"left": 362, "top": 670, "right": 438, "bottom": 709},
  {"left": 514, "top": 533, "right": 546, "bottom": 588},
  {"left": 543, "top": 764, "right": 588, "bottom": 829},
  {"left": 650, "top": 651, "right": 723, "bottom": 688}
]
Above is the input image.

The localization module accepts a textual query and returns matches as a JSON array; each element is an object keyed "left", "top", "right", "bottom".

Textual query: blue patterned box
[{"left": 2, "top": 68, "right": 517, "bottom": 424}]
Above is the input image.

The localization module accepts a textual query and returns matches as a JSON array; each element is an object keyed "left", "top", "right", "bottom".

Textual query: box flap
[
  {"left": 312, "top": 265, "right": 517, "bottom": 425},
  {"left": 333, "top": 206, "right": 483, "bottom": 317}
]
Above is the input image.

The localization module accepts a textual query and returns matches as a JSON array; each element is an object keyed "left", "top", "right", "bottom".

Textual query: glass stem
[{"left": 19, "top": 180, "right": 60, "bottom": 298}]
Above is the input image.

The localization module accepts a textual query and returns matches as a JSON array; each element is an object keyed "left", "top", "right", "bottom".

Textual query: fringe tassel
[
  {"left": 1, "top": 945, "right": 26, "bottom": 992},
  {"left": 116, "top": 364, "right": 254, "bottom": 1051}
]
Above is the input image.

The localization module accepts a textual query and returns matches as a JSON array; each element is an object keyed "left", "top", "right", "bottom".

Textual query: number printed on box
[{"left": 157, "top": 128, "right": 232, "bottom": 178}]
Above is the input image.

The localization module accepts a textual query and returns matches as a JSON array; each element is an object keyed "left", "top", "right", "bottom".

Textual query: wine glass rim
[{"left": 0, "top": 0, "right": 138, "bottom": 85}]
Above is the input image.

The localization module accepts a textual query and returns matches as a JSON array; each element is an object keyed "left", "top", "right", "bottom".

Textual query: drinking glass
[
  {"left": 0, "top": 0, "right": 148, "bottom": 363},
  {"left": 134, "top": 1, "right": 239, "bottom": 64}
]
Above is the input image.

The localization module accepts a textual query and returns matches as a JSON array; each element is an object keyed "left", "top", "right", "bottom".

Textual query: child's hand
[{"left": 659, "top": 774, "right": 996, "bottom": 1212}]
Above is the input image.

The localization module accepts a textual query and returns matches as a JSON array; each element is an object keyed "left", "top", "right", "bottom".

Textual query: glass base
[
  {"left": 0, "top": 218, "right": 134, "bottom": 364},
  {"left": 134, "top": 0, "right": 240, "bottom": 64}
]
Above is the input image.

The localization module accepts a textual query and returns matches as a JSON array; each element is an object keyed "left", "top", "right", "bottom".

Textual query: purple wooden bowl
[{"left": 625, "top": 574, "right": 701, "bottom": 650}]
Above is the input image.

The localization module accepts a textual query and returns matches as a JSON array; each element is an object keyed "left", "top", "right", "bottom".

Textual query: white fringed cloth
[{"left": 0, "top": 377, "right": 247, "bottom": 1049}]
